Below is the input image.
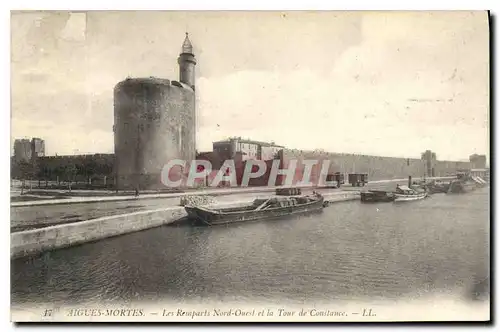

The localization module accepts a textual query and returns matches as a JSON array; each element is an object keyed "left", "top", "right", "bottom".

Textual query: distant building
[
  {"left": 469, "top": 154, "right": 487, "bottom": 169},
  {"left": 31, "top": 137, "right": 45, "bottom": 157},
  {"left": 421, "top": 150, "right": 437, "bottom": 177},
  {"left": 212, "top": 137, "right": 284, "bottom": 161},
  {"left": 13, "top": 137, "right": 46, "bottom": 163},
  {"left": 13, "top": 139, "right": 32, "bottom": 163}
]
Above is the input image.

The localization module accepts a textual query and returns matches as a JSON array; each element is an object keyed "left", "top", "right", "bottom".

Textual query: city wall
[
  {"left": 434, "top": 160, "right": 471, "bottom": 176},
  {"left": 11, "top": 149, "right": 471, "bottom": 189},
  {"left": 11, "top": 154, "right": 115, "bottom": 185},
  {"left": 279, "top": 149, "right": 471, "bottom": 183}
]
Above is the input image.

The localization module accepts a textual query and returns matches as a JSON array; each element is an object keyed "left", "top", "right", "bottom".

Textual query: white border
[
  {"left": 2, "top": 1, "right": 497, "bottom": 331},
  {"left": 2, "top": 0, "right": 497, "bottom": 10}
]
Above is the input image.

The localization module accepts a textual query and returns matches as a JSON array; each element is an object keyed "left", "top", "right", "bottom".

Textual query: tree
[
  {"left": 36, "top": 163, "right": 48, "bottom": 187},
  {"left": 65, "top": 164, "right": 78, "bottom": 191},
  {"left": 53, "top": 165, "right": 64, "bottom": 184},
  {"left": 18, "top": 161, "right": 33, "bottom": 180},
  {"left": 16, "top": 161, "right": 33, "bottom": 194}
]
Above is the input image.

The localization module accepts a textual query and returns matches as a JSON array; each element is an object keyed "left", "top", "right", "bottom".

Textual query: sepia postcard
[{"left": 10, "top": 10, "right": 490, "bottom": 322}]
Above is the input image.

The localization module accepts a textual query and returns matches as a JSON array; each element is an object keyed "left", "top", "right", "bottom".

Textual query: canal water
[{"left": 11, "top": 188, "right": 490, "bottom": 309}]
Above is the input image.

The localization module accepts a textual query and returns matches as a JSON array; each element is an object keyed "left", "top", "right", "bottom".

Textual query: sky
[{"left": 10, "top": 11, "right": 489, "bottom": 161}]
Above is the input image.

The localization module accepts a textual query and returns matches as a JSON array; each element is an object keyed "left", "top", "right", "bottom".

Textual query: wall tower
[{"left": 113, "top": 34, "right": 197, "bottom": 190}]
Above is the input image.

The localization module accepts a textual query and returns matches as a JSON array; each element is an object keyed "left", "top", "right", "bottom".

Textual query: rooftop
[{"left": 181, "top": 32, "right": 193, "bottom": 54}]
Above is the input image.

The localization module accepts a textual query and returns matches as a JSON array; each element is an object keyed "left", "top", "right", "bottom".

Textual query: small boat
[
  {"left": 393, "top": 185, "right": 428, "bottom": 202},
  {"left": 394, "top": 192, "right": 427, "bottom": 202},
  {"left": 185, "top": 193, "right": 325, "bottom": 226},
  {"left": 448, "top": 180, "right": 478, "bottom": 194},
  {"left": 425, "top": 180, "right": 451, "bottom": 194},
  {"left": 360, "top": 190, "right": 396, "bottom": 203}
]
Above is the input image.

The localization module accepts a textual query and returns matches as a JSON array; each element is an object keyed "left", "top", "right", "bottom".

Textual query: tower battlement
[{"left": 115, "top": 77, "right": 194, "bottom": 92}]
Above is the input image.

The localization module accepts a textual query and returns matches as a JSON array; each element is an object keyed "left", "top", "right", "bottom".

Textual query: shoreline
[{"left": 10, "top": 176, "right": 455, "bottom": 207}]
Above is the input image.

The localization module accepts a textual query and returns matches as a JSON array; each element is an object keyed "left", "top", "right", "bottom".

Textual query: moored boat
[
  {"left": 448, "top": 180, "right": 478, "bottom": 194},
  {"left": 185, "top": 193, "right": 326, "bottom": 226},
  {"left": 360, "top": 190, "right": 396, "bottom": 203},
  {"left": 425, "top": 180, "right": 451, "bottom": 194},
  {"left": 393, "top": 185, "right": 428, "bottom": 202}
]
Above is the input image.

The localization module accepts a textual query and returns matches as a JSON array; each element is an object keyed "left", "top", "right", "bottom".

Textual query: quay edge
[{"left": 10, "top": 176, "right": 455, "bottom": 208}]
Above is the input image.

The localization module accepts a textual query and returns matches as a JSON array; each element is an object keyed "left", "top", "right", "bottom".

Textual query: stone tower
[
  {"left": 177, "top": 32, "right": 197, "bottom": 89},
  {"left": 113, "top": 34, "right": 197, "bottom": 190}
]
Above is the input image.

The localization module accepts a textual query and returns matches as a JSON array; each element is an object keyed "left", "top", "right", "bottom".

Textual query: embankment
[
  {"left": 11, "top": 207, "right": 187, "bottom": 260},
  {"left": 10, "top": 192, "right": 358, "bottom": 259}
]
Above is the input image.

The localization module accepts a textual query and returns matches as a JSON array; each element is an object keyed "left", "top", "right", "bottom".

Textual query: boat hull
[
  {"left": 360, "top": 190, "right": 395, "bottom": 203},
  {"left": 185, "top": 197, "right": 325, "bottom": 226},
  {"left": 393, "top": 193, "right": 427, "bottom": 202},
  {"left": 427, "top": 184, "right": 450, "bottom": 194}
]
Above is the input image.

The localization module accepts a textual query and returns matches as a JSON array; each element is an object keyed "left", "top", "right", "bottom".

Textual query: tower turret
[{"left": 177, "top": 32, "right": 197, "bottom": 89}]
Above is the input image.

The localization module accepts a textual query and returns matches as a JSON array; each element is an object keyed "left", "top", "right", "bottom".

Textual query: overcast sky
[{"left": 11, "top": 11, "right": 489, "bottom": 161}]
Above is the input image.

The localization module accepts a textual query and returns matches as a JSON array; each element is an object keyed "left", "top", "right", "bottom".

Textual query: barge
[{"left": 185, "top": 193, "right": 325, "bottom": 226}]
